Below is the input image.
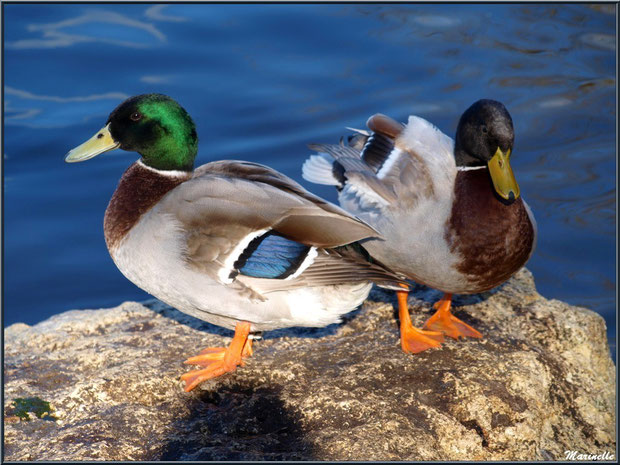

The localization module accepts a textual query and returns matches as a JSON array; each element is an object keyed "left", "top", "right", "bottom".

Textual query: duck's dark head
[
  {"left": 65, "top": 93, "right": 198, "bottom": 172},
  {"left": 454, "top": 99, "right": 519, "bottom": 203}
]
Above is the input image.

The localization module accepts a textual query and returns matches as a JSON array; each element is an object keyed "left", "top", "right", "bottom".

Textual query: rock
[{"left": 3, "top": 268, "right": 616, "bottom": 461}]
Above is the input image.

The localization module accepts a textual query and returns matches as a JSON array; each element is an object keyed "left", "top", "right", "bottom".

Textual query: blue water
[{"left": 3, "top": 4, "right": 616, "bottom": 349}]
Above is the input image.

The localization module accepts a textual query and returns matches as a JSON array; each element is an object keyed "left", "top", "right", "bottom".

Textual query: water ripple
[{"left": 6, "top": 9, "right": 166, "bottom": 49}]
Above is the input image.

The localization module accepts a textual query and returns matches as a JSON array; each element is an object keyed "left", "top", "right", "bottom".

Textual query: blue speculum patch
[{"left": 236, "top": 233, "right": 310, "bottom": 279}]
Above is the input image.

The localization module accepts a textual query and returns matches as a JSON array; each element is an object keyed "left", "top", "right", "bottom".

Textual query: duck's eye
[
  {"left": 481, "top": 125, "right": 488, "bottom": 133},
  {"left": 130, "top": 112, "right": 142, "bottom": 122}
]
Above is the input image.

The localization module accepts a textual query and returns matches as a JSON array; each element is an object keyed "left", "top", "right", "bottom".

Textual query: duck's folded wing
[
  {"left": 177, "top": 161, "right": 382, "bottom": 245},
  {"left": 193, "top": 159, "right": 386, "bottom": 240},
  {"left": 157, "top": 161, "right": 394, "bottom": 290}
]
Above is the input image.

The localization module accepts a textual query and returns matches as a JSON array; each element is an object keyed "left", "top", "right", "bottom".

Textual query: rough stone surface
[{"left": 3, "top": 269, "right": 616, "bottom": 461}]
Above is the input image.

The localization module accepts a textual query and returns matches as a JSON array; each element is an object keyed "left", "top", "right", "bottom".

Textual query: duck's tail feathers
[
  {"left": 302, "top": 153, "right": 344, "bottom": 188},
  {"left": 328, "top": 243, "right": 411, "bottom": 292}
]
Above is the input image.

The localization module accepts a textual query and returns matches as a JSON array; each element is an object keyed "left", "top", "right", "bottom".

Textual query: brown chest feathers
[
  {"left": 447, "top": 169, "right": 535, "bottom": 292},
  {"left": 103, "top": 162, "right": 190, "bottom": 251}
]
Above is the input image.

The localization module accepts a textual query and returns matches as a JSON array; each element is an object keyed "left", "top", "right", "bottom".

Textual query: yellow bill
[
  {"left": 487, "top": 147, "right": 520, "bottom": 202},
  {"left": 64, "top": 124, "right": 120, "bottom": 163}
]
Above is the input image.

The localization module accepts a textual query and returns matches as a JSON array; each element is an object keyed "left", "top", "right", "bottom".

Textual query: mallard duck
[
  {"left": 65, "top": 93, "right": 408, "bottom": 391},
  {"left": 302, "top": 99, "right": 537, "bottom": 351}
]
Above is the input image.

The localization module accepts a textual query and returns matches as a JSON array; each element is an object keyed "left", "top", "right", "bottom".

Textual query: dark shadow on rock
[{"left": 158, "top": 381, "right": 314, "bottom": 460}]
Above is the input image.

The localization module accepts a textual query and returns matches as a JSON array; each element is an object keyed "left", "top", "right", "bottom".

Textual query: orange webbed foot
[
  {"left": 400, "top": 322, "right": 444, "bottom": 354},
  {"left": 397, "top": 288, "right": 444, "bottom": 354},
  {"left": 181, "top": 321, "right": 253, "bottom": 392},
  {"left": 424, "top": 293, "right": 482, "bottom": 340}
]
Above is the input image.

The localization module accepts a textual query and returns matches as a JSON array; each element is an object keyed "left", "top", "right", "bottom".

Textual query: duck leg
[
  {"left": 397, "top": 286, "right": 444, "bottom": 354},
  {"left": 181, "top": 321, "right": 253, "bottom": 391},
  {"left": 423, "top": 293, "right": 482, "bottom": 340}
]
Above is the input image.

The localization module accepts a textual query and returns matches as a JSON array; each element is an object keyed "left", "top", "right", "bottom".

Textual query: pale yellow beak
[
  {"left": 64, "top": 124, "right": 120, "bottom": 163},
  {"left": 487, "top": 147, "right": 520, "bottom": 202}
]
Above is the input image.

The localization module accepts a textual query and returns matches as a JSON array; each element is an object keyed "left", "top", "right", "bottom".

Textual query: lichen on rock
[{"left": 3, "top": 268, "right": 616, "bottom": 460}]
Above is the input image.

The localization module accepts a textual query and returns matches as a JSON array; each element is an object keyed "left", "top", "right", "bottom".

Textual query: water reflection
[
  {"left": 5, "top": 87, "right": 128, "bottom": 103},
  {"left": 144, "top": 5, "right": 188, "bottom": 23},
  {"left": 5, "top": 87, "right": 129, "bottom": 128},
  {"left": 6, "top": 10, "right": 166, "bottom": 49}
]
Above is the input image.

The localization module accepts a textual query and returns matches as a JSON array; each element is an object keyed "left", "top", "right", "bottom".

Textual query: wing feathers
[
  {"left": 366, "top": 113, "right": 405, "bottom": 138},
  {"left": 360, "top": 132, "right": 396, "bottom": 174},
  {"left": 237, "top": 244, "right": 407, "bottom": 294},
  {"left": 161, "top": 161, "right": 388, "bottom": 281},
  {"left": 234, "top": 232, "right": 311, "bottom": 279},
  {"left": 304, "top": 113, "right": 457, "bottom": 209},
  {"left": 301, "top": 153, "right": 343, "bottom": 187},
  {"left": 307, "top": 144, "right": 397, "bottom": 203}
]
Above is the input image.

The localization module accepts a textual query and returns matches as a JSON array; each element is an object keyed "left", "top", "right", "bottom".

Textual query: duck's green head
[
  {"left": 454, "top": 99, "right": 519, "bottom": 203},
  {"left": 65, "top": 94, "right": 198, "bottom": 171}
]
